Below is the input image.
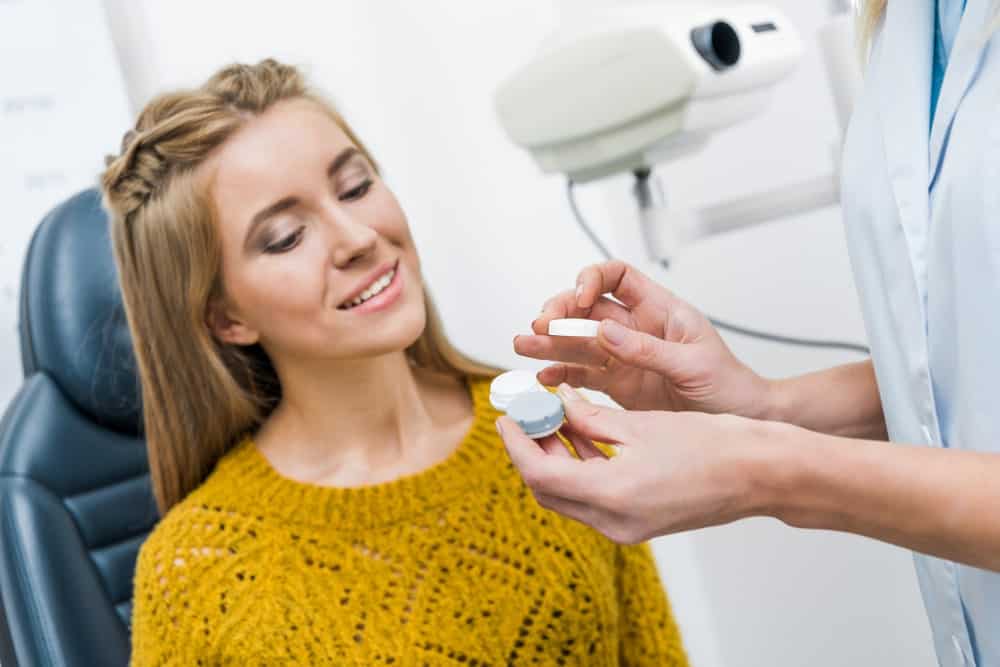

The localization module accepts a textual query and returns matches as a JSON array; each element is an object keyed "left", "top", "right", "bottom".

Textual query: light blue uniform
[{"left": 841, "top": 0, "right": 1000, "bottom": 664}]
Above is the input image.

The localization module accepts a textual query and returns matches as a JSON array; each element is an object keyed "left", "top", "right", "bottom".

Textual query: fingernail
[
  {"left": 602, "top": 320, "right": 626, "bottom": 346},
  {"left": 495, "top": 419, "right": 505, "bottom": 437},
  {"left": 557, "top": 383, "right": 582, "bottom": 403},
  {"left": 575, "top": 284, "right": 583, "bottom": 299},
  {"left": 530, "top": 319, "right": 539, "bottom": 330}
]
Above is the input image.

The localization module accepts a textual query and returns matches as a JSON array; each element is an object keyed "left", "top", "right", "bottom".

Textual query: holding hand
[
  {"left": 515, "top": 260, "right": 772, "bottom": 417},
  {"left": 496, "top": 384, "right": 782, "bottom": 543}
]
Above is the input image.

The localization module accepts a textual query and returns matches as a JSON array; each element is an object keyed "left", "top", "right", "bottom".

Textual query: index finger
[
  {"left": 536, "top": 289, "right": 587, "bottom": 331},
  {"left": 533, "top": 293, "right": 632, "bottom": 335},
  {"left": 495, "top": 416, "right": 595, "bottom": 500},
  {"left": 576, "top": 260, "right": 671, "bottom": 310}
]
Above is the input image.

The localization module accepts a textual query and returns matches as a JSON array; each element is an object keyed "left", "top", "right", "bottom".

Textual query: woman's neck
[{"left": 253, "top": 351, "right": 473, "bottom": 487}]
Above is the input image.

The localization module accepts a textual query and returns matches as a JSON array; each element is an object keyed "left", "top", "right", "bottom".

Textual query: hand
[
  {"left": 496, "top": 384, "right": 781, "bottom": 543},
  {"left": 514, "top": 260, "right": 772, "bottom": 417}
]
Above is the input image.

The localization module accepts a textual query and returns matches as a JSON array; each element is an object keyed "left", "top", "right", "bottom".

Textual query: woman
[
  {"left": 101, "top": 60, "right": 688, "bottom": 665},
  {"left": 497, "top": 2, "right": 999, "bottom": 666}
]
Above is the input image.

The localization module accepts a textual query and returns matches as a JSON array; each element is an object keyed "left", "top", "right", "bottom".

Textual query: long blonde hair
[
  {"left": 858, "top": 0, "right": 887, "bottom": 52},
  {"left": 859, "top": 0, "right": 1000, "bottom": 53},
  {"left": 102, "top": 59, "right": 500, "bottom": 513}
]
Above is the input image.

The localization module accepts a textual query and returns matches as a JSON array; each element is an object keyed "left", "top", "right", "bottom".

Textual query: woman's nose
[{"left": 328, "top": 213, "right": 378, "bottom": 269}]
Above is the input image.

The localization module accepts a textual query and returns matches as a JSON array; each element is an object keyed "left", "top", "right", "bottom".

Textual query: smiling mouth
[{"left": 337, "top": 263, "right": 398, "bottom": 310}]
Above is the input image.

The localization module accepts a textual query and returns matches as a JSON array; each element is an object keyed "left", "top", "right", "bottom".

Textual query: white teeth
[{"left": 341, "top": 268, "right": 396, "bottom": 309}]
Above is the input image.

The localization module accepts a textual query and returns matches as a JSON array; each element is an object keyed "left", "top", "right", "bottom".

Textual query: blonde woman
[
  {"left": 101, "top": 59, "right": 688, "bottom": 666},
  {"left": 497, "top": 2, "right": 1000, "bottom": 667}
]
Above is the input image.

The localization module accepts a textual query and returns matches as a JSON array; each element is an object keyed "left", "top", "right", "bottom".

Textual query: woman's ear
[{"left": 206, "top": 298, "right": 259, "bottom": 346}]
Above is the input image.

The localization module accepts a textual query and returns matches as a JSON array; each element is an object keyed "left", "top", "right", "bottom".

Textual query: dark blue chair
[{"left": 0, "top": 189, "right": 157, "bottom": 666}]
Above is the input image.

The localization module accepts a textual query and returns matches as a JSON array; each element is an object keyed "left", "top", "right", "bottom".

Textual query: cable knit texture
[{"left": 129, "top": 378, "right": 689, "bottom": 666}]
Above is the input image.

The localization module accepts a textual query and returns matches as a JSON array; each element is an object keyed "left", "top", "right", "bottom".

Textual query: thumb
[
  {"left": 598, "top": 319, "right": 687, "bottom": 378},
  {"left": 556, "top": 384, "right": 634, "bottom": 444}
]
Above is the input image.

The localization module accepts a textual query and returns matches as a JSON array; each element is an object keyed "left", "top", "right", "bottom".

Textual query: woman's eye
[
  {"left": 264, "top": 228, "right": 303, "bottom": 254},
  {"left": 340, "top": 179, "right": 373, "bottom": 202}
]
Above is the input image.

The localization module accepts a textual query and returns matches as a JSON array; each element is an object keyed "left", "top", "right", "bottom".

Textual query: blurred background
[{"left": 1, "top": 0, "right": 937, "bottom": 664}]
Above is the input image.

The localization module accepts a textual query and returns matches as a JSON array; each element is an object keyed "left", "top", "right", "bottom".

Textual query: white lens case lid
[
  {"left": 490, "top": 370, "right": 547, "bottom": 412},
  {"left": 548, "top": 318, "right": 599, "bottom": 337}
]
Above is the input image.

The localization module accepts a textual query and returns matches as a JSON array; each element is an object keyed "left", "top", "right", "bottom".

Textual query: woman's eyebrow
[{"left": 328, "top": 146, "right": 361, "bottom": 177}]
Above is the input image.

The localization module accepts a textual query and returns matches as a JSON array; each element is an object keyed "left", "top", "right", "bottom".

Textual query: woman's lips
[{"left": 339, "top": 263, "right": 403, "bottom": 315}]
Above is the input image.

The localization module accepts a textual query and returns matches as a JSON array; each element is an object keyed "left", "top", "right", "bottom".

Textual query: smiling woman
[
  {"left": 102, "top": 63, "right": 499, "bottom": 511},
  {"left": 101, "top": 59, "right": 689, "bottom": 665}
]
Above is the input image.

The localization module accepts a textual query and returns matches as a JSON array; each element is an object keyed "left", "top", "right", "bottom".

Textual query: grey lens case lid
[{"left": 507, "top": 391, "right": 564, "bottom": 438}]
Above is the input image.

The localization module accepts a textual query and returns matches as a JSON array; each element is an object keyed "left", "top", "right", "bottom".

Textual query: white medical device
[
  {"left": 494, "top": 2, "right": 860, "bottom": 267},
  {"left": 495, "top": 4, "right": 802, "bottom": 184}
]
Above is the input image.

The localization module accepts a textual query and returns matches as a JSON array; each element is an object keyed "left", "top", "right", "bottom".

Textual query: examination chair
[{"left": 0, "top": 188, "right": 157, "bottom": 666}]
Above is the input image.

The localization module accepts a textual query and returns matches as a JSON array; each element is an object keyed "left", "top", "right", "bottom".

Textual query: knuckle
[
  {"left": 521, "top": 468, "right": 544, "bottom": 489},
  {"left": 531, "top": 491, "right": 553, "bottom": 510},
  {"left": 565, "top": 396, "right": 600, "bottom": 418},
  {"left": 545, "top": 292, "right": 575, "bottom": 316},
  {"left": 635, "top": 336, "right": 655, "bottom": 361},
  {"left": 530, "top": 465, "right": 561, "bottom": 491}
]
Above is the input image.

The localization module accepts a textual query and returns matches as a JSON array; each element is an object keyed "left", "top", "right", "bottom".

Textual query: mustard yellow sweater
[{"left": 130, "top": 378, "right": 689, "bottom": 666}]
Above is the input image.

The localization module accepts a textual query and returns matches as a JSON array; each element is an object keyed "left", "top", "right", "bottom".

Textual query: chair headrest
[{"left": 20, "top": 189, "right": 142, "bottom": 435}]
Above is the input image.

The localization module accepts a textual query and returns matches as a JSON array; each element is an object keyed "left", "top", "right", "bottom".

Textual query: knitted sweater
[{"left": 129, "top": 378, "right": 689, "bottom": 666}]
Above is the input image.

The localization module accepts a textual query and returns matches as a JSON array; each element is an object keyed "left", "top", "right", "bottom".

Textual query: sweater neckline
[{"left": 212, "top": 376, "right": 507, "bottom": 530}]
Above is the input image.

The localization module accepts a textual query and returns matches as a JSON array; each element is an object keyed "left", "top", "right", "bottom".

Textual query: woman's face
[{"left": 205, "top": 98, "right": 426, "bottom": 365}]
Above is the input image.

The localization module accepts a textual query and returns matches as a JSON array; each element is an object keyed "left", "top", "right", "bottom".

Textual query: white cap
[
  {"left": 548, "top": 318, "right": 600, "bottom": 337},
  {"left": 490, "top": 370, "right": 546, "bottom": 411}
]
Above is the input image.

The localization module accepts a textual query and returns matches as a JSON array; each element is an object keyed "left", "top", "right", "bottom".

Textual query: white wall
[
  {"left": 0, "top": 0, "right": 132, "bottom": 406},
  {"left": 99, "top": 1, "right": 938, "bottom": 665}
]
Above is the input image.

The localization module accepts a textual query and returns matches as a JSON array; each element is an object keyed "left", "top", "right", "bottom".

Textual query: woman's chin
[
  {"left": 342, "top": 308, "right": 427, "bottom": 359},
  {"left": 267, "top": 299, "right": 428, "bottom": 364}
]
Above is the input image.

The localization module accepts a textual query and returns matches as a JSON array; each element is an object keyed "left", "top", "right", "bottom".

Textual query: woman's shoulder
[
  {"left": 136, "top": 449, "right": 260, "bottom": 580},
  {"left": 130, "top": 458, "right": 273, "bottom": 661}
]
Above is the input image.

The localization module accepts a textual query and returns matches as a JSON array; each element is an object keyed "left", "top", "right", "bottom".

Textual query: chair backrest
[{"left": 0, "top": 189, "right": 157, "bottom": 667}]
